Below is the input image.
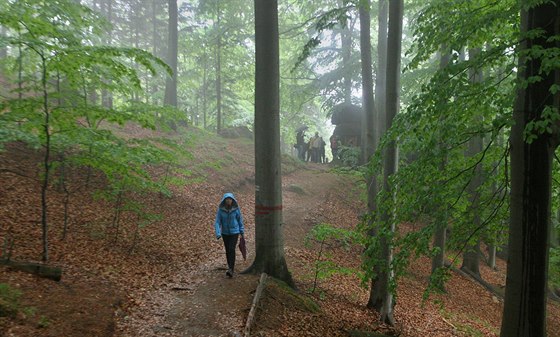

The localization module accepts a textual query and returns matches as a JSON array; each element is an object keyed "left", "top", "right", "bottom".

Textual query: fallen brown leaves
[{"left": 1, "top": 128, "right": 560, "bottom": 337}]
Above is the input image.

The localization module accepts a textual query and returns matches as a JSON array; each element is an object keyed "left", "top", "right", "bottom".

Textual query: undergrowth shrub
[
  {"left": 0, "top": 283, "right": 22, "bottom": 318},
  {"left": 550, "top": 247, "right": 560, "bottom": 291},
  {"left": 305, "top": 223, "right": 362, "bottom": 294}
]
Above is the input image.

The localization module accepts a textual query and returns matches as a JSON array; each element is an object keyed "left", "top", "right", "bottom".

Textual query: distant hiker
[
  {"left": 214, "top": 193, "right": 245, "bottom": 278},
  {"left": 310, "top": 132, "right": 322, "bottom": 163},
  {"left": 330, "top": 135, "right": 340, "bottom": 161},
  {"left": 296, "top": 130, "right": 306, "bottom": 160},
  {"left": 319, "top": 136, "right": 326, "bottom": 163}
]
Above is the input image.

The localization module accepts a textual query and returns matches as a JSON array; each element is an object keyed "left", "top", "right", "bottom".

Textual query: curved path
[{"left": 151, "top": 164, "right": 346, "bottom": 336}]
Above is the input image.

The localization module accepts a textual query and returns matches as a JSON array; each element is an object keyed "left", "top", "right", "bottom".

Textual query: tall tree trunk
[
  {"left": 431, "top": 47, "right": 450, "bottom": 280},
  {"left": 340, "top": 0, "right": 352, "bottom": 104},
  {"left": 0, "top": 26, "right": 7, "bottom": 59},
  {"left": 367, "top": 0, "right": 387, "bottom": 310},
  {"left": 151, "top": 0, "right": 159, "bottom": 105},
  {"left": 374, "top": 0, "right": 388, "bottom": 146},
  {"left": 378, "top": 0, "right": 403, "bottom": 325},
  {"left": 164, "top": 0, "right": 178, "bottom": 108},
  {"left": 359, "top": 0, "right": 382, "bottom": 311},
  {"left": 202, "top": 41, "right": 208, "bottom": 130},
  {"left": 102, "top": 0, "right": 113, "bottom": 109},
  {"left": 17, "top": 39, "right": 23, "bottom": 100},
  {"left": 500, "top": 2, "right": 559, "bottom": 336},
  {"left": 246, "top": 0, "right": 293, "bottom": 287},
  {"left": 360, "top": 1, "right": 375, "bottom": 166},
  {"left": 40, "top": 54, "right": 51, "bottom": 262},
  {"left": 461, "top": 47, "right": 484, "bottom": 279},
  {"left": 215, "top": 1, "right": 222, "bottom": 134}
]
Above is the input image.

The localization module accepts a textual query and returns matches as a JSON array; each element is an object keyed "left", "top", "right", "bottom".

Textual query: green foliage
[
  {"left": 268, "top": 277, "right": 321, "bottom": 313},
  {"left": 0, "top": 0, "right": 191, "bottom": 259},
  {"left": 0, "top": 283, "right": 22, "bottom": 318},
  {"left": 37, "top": 315, "right": 50, "bottom": 328},
  {"left": 523, "top": 105, "right": 560, "bottom": 145},
  {"left": 337, "top": 146, "right": 361, "bottom": 168},
  {"left": 358, "top": 0, "right": 522, "bottom": 296},
  {"left": 307, "top": 222, "right": 361, "bottom": 246},
  {"left": 293, "top": 5, "right": 353, "bottom": 71},
  {"left": 440, "top": 308, "right": 494, "bottom": 337},
  {"left": 305, "top": 223, "right": 363, "bottom": 293},
  {"left": 550, "top": 247, "right": 560, "bottom": 289},
  {"left": 424, "top": 266, "right": 451, "bottom": 300}
]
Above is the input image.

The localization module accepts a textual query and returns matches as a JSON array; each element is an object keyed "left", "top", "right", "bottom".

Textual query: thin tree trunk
[
  {"left": 246, "top": 0, "right": 293, "bottom": 287},
  {"left": 151, "top": 0, "right": 159, "bottom": 105},
  {"left": 60, "top": 157, "right": 70, "bottom": 241},
  {"left": 487, "top": 244, "right": 496, "bottom": 269},
  {"left": 374, "top": 0, "right": 388, "bottom": 147},
  {"left": 215, "top": 2, "right": 222, "bottom": 134},
  {"left": 40, "top": 54, "right": 51, "bottom": 262},
  {"left": 431, "top": 47, "right": 450, "bottom": 280},
  {"left": 203, "top": 45, "right": 208, "bottom": 129},
  {"left": 367, "top": 0, "right": 388, "bottom": 310},
  {"left": 164, "top": 0, "right": 178, "bottom": 110},
  {"left": 378, "top": 0, "right": 403, "bottom": 325},
  {"left": 340, "top": 0, "right": 352, "bottom": 104},
  {"left": 17, "top": 39, "right": 23, "bottom": 100},
  {"left": 461, "top": 47, "right": 484, "bottom": 279},
  {"left": 500, "top": 2, "right": 559, "bottom": 336},
  {"left": 0, "top": 26, "right": 7, "bottom": 59},
  {"left": 360, "top": 1, "right": 375, "bottom": 166},
  {"left": 102, "top": 0, "right": 113, "bottom": 109}
]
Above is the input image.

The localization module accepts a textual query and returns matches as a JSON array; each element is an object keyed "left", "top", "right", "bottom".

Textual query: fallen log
[
  {"left": 1, "top": 259, "right": 62, "bottom": 281},
  {"left": 445, "top": 261, "right": 503, "bottom": 299},
  {"left": 244, "top": 273, "right": 268, "bottom": 337}
]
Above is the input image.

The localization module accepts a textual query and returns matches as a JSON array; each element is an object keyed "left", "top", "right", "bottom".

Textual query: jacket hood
[{"left": 219, "top": 192, "right": 239, "bottom": 208}]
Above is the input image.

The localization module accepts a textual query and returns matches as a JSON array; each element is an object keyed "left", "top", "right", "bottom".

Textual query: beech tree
[
  {"left": 0, "top": 0, "right": 180, "bottom": 262},
  {"left": 245, "top": 0, "right": 293, "bottom": 286},
  {"left": 378, "top": 0, "right": 403, "bottom": 325},
  {"left": 501, "top": 1, "right": 560, "bottom": 336},
  {"left": 461, "top": 47, "right": 484, "bottom": 279},
  {"left": 361, "top": 0, "right": 384, "bottom": 311},
  {"left": 164, "top": 0, "right": 178, "bottom": 108}
]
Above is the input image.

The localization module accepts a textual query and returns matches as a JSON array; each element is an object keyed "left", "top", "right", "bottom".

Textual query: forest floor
[{"left": 1, "top": 125, "right": 560, "bottom": 337}]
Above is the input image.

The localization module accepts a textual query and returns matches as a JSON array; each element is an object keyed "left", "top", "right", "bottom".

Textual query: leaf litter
[{"left": 0, "top": 127, "right": 559, "bottom": 337}]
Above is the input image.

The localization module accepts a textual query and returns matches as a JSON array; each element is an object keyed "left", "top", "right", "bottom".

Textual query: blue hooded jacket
[{"left": 214, "top": 193, "right": 244, "bottom": 238}]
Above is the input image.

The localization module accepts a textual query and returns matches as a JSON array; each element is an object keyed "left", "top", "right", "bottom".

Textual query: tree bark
[
  {"left": 367, "top": 0, "right": 387, "bottom": 311},
  {"left": 1, "top": 260, "right": 62, "bottom": 281},
  {"left": 359, "top": 1, "right": 375, "bottom": 166},
  {"left": 244, "top": 273, "right": 268, "bottom": 337},
  {"left": 0, "top": 26, "right": 7, "bottom": 59},
  {"left": 101, "top": 0, "right": 113, "bottom": 109},
  {"left": 431, "top": 46, "right": 450, "bottom": 279},
  {"left": 203, "top": 41, "right": 208, "bottom": 129},
  {"left": 245, "top": 0, "right": 293, "bottom": 287},
  {"left": 374, "top": 0, "right": 388, "bottom": 146},
  {"left": 461, "top": 47, "right": 484, "bottom": 279},
  {"left": 500, "top": 2, "right": 559, "bottom": 336},
  {"left": 164, "top": 0, "right": 178, "bottom": 109},
  {"left": 151, "top": 0, "right": 159, "bottom": 105},
  {"left": 340, "top": 0, "right": 352, "bottom": 105},
  {"left": 377, "top": 0, "right": 403, "bottom": 325},
  {"left": 40, "top": 54, "right": 51, "bottom": 262},
  {"left": 215, "top": 1, "right": 222, "bottom": 134}
]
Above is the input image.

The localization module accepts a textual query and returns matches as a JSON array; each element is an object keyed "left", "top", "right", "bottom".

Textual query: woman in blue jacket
[{"left": 214, "top": 192, "right": 245, "bottom": 277}]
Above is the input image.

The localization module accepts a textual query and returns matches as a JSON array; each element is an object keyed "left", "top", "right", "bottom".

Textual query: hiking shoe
[{"left": 226, "top": 269, "right": 233, "bottom": 278}]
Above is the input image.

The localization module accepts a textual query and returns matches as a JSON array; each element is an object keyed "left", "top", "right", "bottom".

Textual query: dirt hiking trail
[{"left": 129, "top": 164, "right": 353, "bottom": 337}]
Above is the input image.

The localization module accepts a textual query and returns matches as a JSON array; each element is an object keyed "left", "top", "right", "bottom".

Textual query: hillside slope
[{"left": 0, "top": 126, "right": 559, "bottom": 337}]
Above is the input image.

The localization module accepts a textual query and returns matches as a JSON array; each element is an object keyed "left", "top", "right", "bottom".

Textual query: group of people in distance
[{"left": 295, "top": 130, "right": 327, "bottom": 163}]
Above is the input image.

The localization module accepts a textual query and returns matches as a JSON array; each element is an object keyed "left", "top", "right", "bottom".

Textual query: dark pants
[{"left": 222, "top": 234, "right": 239, "bottom": 271}]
